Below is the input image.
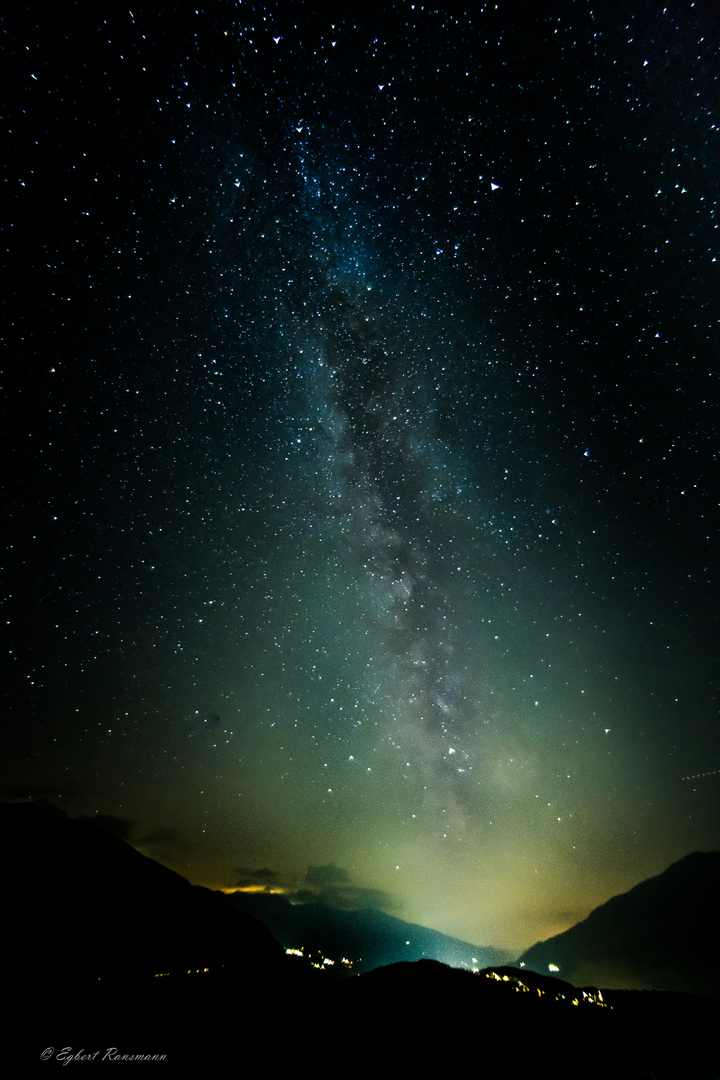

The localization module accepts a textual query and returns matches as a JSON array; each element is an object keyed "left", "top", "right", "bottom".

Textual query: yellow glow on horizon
[{"left": 220, "top": 885, "right": 287, "bottom": 895}]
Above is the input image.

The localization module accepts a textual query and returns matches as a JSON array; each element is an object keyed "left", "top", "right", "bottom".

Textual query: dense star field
[{"left": 3, "top": 1, "right": 720, "bottom": 953}]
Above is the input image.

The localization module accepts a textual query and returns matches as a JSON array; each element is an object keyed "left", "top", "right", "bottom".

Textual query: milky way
[{"left": 3, "top": 1, "right": 719, "bottom": 952}]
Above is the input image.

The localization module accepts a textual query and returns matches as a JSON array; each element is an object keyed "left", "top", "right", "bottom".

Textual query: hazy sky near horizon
[{"left": 4, "top": 0, "right": 720, "bottom": 953}]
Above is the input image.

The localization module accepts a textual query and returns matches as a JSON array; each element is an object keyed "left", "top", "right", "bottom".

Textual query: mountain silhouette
[
  {"left": 3, "top": 801, "right": 717, "bottom": 1077},
  {"left": 517, "top": 851, "right": 720, "bottom": 999},
  {"left": 223, "top": 889, "right": 511, "bottom": 973},
  {"left": 1, "top": 799, "right": 284, "bottom": 989}
]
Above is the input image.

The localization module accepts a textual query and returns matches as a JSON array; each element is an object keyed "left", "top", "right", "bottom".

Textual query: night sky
[{"left": 4, "top": 0, "right": 720, "bottom": 954}]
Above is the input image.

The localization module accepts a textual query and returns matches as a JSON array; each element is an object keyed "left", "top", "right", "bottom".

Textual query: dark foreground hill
[
  {"left": 517, "top": 851, "right": 720, "bottom": 1000},
  {"left": 1, "top": 799, "right": 284, "bottom": 988},
  {"left": 3, "top": 802, "right": 718, "bottom": 1077},
  {"left": 343, "top": 960, "right": 719, "bottom": 1077},
  {"left": 224, "top": 888, "right": 511, "bottom": 973}
]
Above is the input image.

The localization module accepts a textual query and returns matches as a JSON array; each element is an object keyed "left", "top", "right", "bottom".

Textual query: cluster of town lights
[
  {"left": 285, "top": 946, "right": 354, "bottom": 971},
  {"left": 483, "top": 970, "right": 608, "bottom": 1007}
]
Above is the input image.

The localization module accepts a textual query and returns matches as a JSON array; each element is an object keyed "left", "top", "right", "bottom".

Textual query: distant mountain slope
[
  {"left": 223, "top": 889, "right": 511, "bottom": 972},
  {"left": 517, "top": 851, "right": 720, "bottom": 999}
]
